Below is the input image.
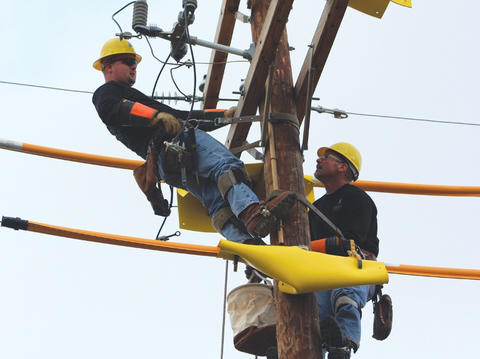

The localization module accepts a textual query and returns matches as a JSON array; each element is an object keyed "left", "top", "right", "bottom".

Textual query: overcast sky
[{"left": 1, "top": 1, "right": 479, "bottom": 358}]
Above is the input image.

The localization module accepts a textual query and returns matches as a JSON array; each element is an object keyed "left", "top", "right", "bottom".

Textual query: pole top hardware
[{"left": 312, "top": 106, "right": 348, "bottom": 119}]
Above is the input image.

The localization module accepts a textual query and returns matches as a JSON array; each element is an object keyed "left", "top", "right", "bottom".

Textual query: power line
[
  {"left": 2, "top": 79, "right": 479, "bottom": 127},
  {"left": 0, "top": 80, "right": 93, "bottom": 94},
  {"left": 347, "top": 111, "right": 480, "bottom": 127},
  {"left": 312, "top": 106, "right": 480, "bottom": 127}
]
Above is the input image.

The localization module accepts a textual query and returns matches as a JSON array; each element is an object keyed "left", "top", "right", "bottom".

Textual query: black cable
[
  {"left": 112, "top": 1, "right": 136, "bottom": 34},
  {"left": 144, "top": 36, "right": 185, "bottom": 66},
  {"left": 155, "top": 185, "right": 174, "bottom": 239},
  {"left": 170, "top": 63, "right": 189, "bottom": 98},
  {"left": 150, "top": 11, "right": 192, "bottom": 98},
  {"left": 183, "top": 8, "right": 197, "bottom": 116},
  {"left": 151, "top": 52, "right": 172, "bottom": 98}
]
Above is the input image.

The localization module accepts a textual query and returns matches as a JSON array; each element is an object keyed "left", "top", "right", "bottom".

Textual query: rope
[{"left": 220, "top": 261, "right": 229, "bottom": 359}]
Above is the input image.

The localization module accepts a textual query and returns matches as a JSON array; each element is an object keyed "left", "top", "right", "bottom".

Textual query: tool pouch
[
  {"left": 161, "top": 141, "right": 194, "bottom": 175},
  {"left": 372, "top": 285, "right": 393, "bottom": 340},
  {"left": 133, "top": 146, "right": 171, "bottom": 217}
]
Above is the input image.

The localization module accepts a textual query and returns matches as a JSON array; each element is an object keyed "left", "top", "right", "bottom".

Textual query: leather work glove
[
  {"left": 151, "top": 112, "right": 181, "bottom": 136},
  {"left": 224, "top": 106, "right": 237, "bottom": 118}
]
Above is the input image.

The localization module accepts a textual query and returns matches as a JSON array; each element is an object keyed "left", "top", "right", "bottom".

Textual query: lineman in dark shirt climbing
[
  {"left": 91, "top": 38, "right": 295, "bottom": 242},
  {"left": 309, "top": 142, "right": 379, "bottom": 359}
]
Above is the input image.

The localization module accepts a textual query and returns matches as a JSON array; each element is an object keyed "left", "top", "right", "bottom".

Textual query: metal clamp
[{"left": 312, "top": 106, "right": 348, "bottom": 119}]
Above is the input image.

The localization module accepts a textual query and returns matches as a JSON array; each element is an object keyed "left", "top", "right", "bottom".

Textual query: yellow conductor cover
[{"left": 218, "top": 240, "right": 389, "bottom": 294}]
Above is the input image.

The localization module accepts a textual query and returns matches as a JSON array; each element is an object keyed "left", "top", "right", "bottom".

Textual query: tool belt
[
  {"left": 160, "top": 140, "right": 195, "bottom": 175},
  {"left": 133, "top": 137, "right": 171, "bottom": 217}
]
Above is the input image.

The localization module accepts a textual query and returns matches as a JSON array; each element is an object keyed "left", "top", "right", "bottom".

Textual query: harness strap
[
  {"left": 217, "top": 168, "right": 251, "bottom": 199},
  {"left": 211, "top": 206, "right": 235, "bottom": 233},
  {"left": 293, "top": 193, "right": 345, "bottom": 239},
  {"left": 335, "top": 295, "right": 359, "bottom": 313}
]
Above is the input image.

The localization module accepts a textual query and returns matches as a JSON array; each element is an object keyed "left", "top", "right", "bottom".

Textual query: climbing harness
[{"left": 293, "top": 193, "right": 344, "bottom": 239}]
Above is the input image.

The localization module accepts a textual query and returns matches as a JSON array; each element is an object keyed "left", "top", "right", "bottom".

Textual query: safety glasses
[
  {"left": 318, "top": 154, "right": 344, "bottom": 163},
  {"left": 119, "top": 57, "right": 138, "bottom": 66}
]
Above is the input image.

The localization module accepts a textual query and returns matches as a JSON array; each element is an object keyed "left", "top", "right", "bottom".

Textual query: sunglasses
[{"left": 118, "top": 57, "right": 138, "bottom": 66}]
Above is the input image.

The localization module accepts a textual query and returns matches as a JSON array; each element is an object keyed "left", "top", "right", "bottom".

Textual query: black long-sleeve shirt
[
  {"left": 92, "top": 81, "right": 190, "bottom": 159},
  {"left": 309, "top": 183, "right": 379, "bottom": 256}
]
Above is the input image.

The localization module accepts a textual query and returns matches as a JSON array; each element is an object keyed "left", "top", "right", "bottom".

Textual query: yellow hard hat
[
  {"left": 317, "top": 142, "right": 362, "bottom": 180},
  {"left": 93, "top": 38, "right": 142, "bottom": 71}
]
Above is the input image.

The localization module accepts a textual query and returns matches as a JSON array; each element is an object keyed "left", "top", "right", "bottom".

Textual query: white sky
[{"left": 1, "top": 1, "right": 479, "bottom": 358}]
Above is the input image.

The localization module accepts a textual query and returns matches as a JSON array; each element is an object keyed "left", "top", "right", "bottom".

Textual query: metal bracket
[
  {"left": 235, "top": 11, "right": 250, "bottom": 23},
  {"left": 130, "top": 26, "right": 255, "bottom": 60}
]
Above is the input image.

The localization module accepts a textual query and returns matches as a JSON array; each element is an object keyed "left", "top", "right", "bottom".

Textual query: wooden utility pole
[
  {"left": 215, "top": 0, "right": 349, "bottom": 357},
  {"left": 248, "top": 1, "right": 322, "bottom": 357}
]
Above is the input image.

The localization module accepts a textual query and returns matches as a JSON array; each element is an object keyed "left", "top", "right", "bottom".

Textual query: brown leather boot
[{"left": 239, "top": 190, "right": 296, "bottom": 238}]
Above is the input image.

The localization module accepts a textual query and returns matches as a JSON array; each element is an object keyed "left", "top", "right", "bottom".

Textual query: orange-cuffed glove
[{"left": 311, "top": 236, "right": 360, "bottom": 257}]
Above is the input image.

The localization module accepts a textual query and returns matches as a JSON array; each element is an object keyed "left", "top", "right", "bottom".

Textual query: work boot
[
  {"left": 239, "top": 190, "right": 296, "bottom": 238},
  {"left": 320, "top": 316, "right": 354, "bottom": 359}
]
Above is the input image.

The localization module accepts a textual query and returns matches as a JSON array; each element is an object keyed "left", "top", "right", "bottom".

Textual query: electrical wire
[
  {"left": 144, "top": 36, "right": 185, "bottom": 66},
  {"left": 152, "top": 6, "right": 199, "bottom": 236},
  {"left": 345, "top": 111, "right": 480, "bottom": 127},
  {"left": 155, "top": 185, "right": 174, "bottom": 239},
  {"left": 151, "top": 52, "right": 172, "bottom": 98},
  {"left": 0, "top": 80, "right": 93, "bottom": 94},
  {"left": 112, "top": 1, "right": 136, "bottom": 34},
  {"left": 183, "top": 7, "right": 197, "bottom": 115},
  {"left": 3, "top": 77, "right": 479, "bottom": 127},
  {"left": 170, "top": 63, "right": 189, "bottom": 98}
]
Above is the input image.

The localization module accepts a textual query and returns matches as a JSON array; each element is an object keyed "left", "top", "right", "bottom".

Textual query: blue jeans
[
  {"left": 156, "top": 129, "right": 258, "bottom": 242},
  {"left": 316, "top": 284, "right": 375, "bottom": 351}
]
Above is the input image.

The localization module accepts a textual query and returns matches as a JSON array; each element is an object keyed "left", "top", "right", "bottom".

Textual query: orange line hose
[
  {"left": 7, "top": 219, "right": 479, "bottom": 281},
  {"left": 353, "top": 180, "right": 480, "bottom": 197},
  {"left": 386, "top": 264, "right": 480, "bottom": 280},
  {"left": 2, "top": 140, "right": 479, "bottom": 197},
  {"left": 27, "top": 221, "right": 220, "bottom": 257},
  {"left": 21, "top": 143, "right": 143, "bottom": 170}
]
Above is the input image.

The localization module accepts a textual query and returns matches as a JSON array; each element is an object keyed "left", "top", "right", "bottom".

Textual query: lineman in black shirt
[
  {"left": 91, "top": 38, "right": 295, "bottom": 242},
  {"left": 309, "top": 142, "right": 379, "bottom": 359}
]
